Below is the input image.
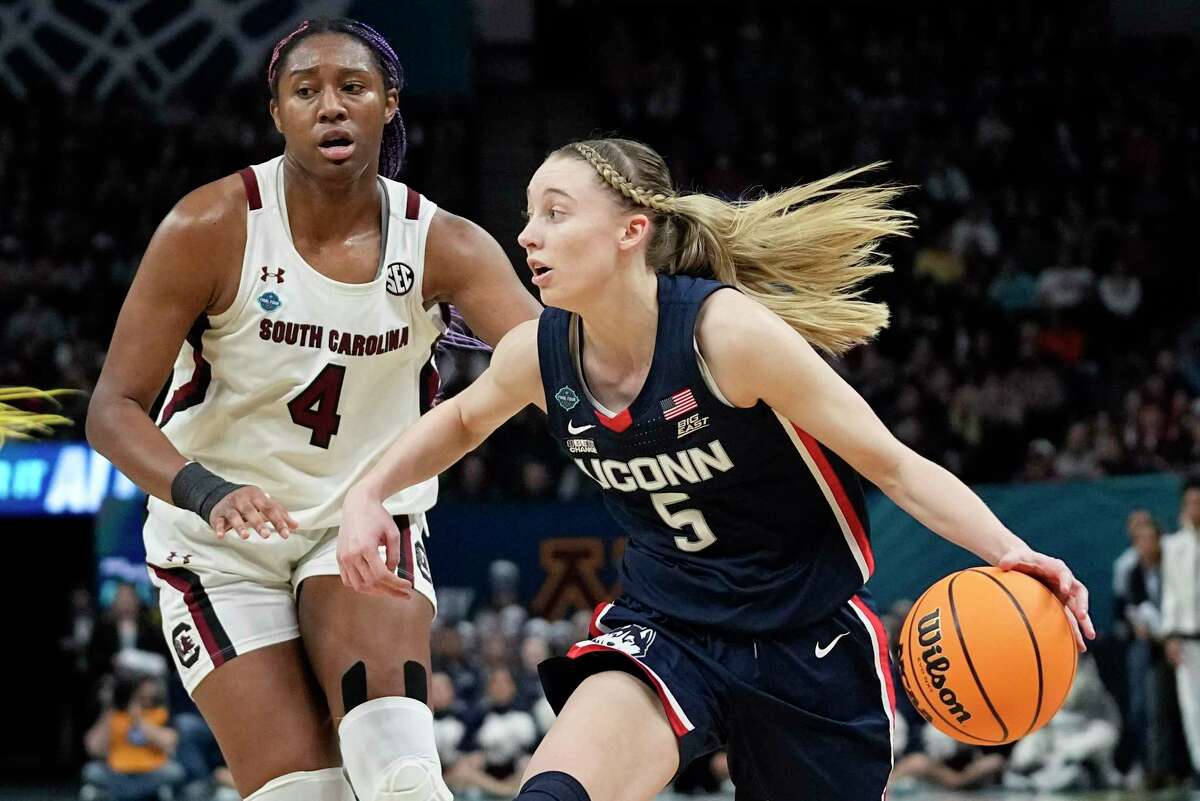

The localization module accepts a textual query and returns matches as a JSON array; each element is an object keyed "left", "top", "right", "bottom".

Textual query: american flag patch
[{"left": 660, "top": 388, "right": 698, "bottom": 420}]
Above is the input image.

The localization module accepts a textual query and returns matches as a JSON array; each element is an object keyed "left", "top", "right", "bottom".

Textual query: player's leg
[
  {"left": 526, "top": 601, "right": 725, "bottom": 801},
  {"left": 516, "top": 671, "right": 680, "bottom": 801},
  {"left": 298, "top": 573, "right": 441, "bottom": 801},
  {"left": 147, "top": 519, "right": 354, "bottom": 801},
  {"left": 189, "top": 642, "right": 345, "bottom": 798},
  {"left": 294, "top": 515, "right": 446, "bottom": 801}
]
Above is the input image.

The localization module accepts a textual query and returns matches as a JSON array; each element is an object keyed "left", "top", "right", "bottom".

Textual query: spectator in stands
[
  {"left": 1117, "top": 515, "right": 1191, "bottom": 789},
  {"left": 1020, "top": 438, "right": 1058, "bottom": 482},
  {"left": 87, "top": 583, "right": 170, "bottom": 686},
  {"left": 890, "top": 726, "right": 1007, "bottom": 792},
  {"left": 1098, "top": 260, "right": 1142, "bottom": 321},
  {"left": 60, "top": 587, "right": 97, "bottom": 765},
  {"left": 1162, "top": 479, "right": 1200, "bottom": 780},
  {"left": 431, "top": 671, "right": 478, "bottom": 791},
  {"left": 439, "top": 667, "right": 538, "bottom": 797},
  {"left": 472, "top": 667, "right": 538, "bottom": 789},
  {"left": 1003, "top": 655, "right": 1122, "bottom": 792},
  {"left": 1056, "top": 421, "right": 1103, "bottom": 481},
  {"left": 81, "top": 674, "right": 184, "bottom": 801},
  {"left": 431, "top": 624, "right": 482, "bottom": 706},
  {"left": 516, "top": 633, "right": 550, "bottom": 711}
]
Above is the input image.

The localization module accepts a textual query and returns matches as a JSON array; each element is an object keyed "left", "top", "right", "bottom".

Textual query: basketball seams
[
  {"left": 968, "top": 568, "right": 1045, "bottom": 737},
  {"left": 948, "top": 573, "right": 1010, "bottom": 742}
]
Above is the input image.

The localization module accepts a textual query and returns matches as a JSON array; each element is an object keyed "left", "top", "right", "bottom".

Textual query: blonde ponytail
[{"left": 562, "top": 140, "right": 913, "bottom": 355}]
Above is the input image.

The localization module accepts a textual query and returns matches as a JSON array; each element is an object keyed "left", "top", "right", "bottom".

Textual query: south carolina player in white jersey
[{"left": 87, "top": 18, "right": 541, "bottom": 801}]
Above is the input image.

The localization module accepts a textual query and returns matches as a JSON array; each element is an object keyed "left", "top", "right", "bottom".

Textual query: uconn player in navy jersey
[
  {"left": 341, "top": 139, "right": 1095, "bottom": 801},
  {"left": 87, "top": 19, "right": 541, "bottom": 801}
]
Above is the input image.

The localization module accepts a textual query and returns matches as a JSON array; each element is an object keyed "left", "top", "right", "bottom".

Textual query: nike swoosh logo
[
  {"left": 815, "top": 631, "right": 849, "bottom": 659},
  {"left": 567, "top": 421, "right": 596, "bottom": 434}
]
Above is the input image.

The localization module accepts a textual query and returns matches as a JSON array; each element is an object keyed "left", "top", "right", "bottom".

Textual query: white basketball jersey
[{"left": 148, "top": 156, "right": 445, "bottom": 530}]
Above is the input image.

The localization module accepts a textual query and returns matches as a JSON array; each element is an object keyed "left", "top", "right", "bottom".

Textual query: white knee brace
[
  {"left": 245, "top": 768, "right": 355, "bottom": 800},
  {"left": 339, "top": 696, "right": 453, "bottom": 801}
]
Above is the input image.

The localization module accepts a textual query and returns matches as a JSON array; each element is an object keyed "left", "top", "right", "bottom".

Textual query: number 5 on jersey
[
  {"left": 288, "top": 364, "right": 346, "bottom": 448},
  {"left": 652, "top": 492, "right": 717, "bottom": 552}
]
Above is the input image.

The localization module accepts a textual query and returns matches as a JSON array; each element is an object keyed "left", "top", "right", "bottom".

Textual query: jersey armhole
[
  {"left": 689, "top": 285, "right": 740, "bottom": 408},
  {"left": 694, "top": 338, "right": 735, "bottom": 407},
  {"left": 207, "top": 167, "right": 260, "bottom": 329},
  {"left": 405, "top": 188, "right": 447, "bottom": 342},
  {"left": 536, "top": 310, "right": 571, "bottom": 416}
]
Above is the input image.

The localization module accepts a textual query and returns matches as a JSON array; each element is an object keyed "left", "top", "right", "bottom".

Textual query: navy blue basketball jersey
[{"left": 537, "top": 274, "right": 876, "bottom": 636}]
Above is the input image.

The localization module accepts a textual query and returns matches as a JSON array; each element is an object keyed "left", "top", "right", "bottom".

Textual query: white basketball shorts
[{"left": 144, "top": 506, "right": 436, "bottom": 694}]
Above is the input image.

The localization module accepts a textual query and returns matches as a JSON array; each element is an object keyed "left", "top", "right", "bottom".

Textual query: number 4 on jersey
[{"left": 288, "top": 364, "right": 346, "bottom": 448}]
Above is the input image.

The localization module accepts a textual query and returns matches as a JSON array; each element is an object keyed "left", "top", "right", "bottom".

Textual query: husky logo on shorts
[
  {"left": 415, "top": 538, "right": 432, "bottom": 583},
  {"left": 172, "top": 622, "right": 201, "bottom": 668},
  {"left": 592, "top": 624, "right": 656, "bottom": 658}
]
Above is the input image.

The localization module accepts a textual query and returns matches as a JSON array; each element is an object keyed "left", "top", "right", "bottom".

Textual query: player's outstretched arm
[
  {"left": 696, "top": 289, "right": 1094, "bottom": 650},
  {"left": 338, "top": 320, "right": 544, "bottom": 596},
  {"left": 87, "top": 177, "right": 298, "bottom": 541}
]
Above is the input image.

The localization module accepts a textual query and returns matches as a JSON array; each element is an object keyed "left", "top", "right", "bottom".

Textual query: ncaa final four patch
[
  {"left": 257, "top": 291, "right": 282, "bottom": 312},
  {"left": 555, "top": 386, "right": 580, "bottom": 411}
]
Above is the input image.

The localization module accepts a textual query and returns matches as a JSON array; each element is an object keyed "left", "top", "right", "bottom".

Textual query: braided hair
[
  {"left": 267, "top": 18, "right": 407, "bottom": 180},
  {"left": 556, "top": 138, "right": 912, "bottom": 355}
]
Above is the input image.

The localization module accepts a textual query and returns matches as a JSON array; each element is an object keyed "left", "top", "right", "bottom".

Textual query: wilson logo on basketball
[{"left": 916, "top": 608, "right": 973, "bottom": 724}]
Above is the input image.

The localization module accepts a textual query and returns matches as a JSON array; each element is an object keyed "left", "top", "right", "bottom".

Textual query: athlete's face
[
  {"left": 518, "top": 155, "right": 651, "bottom": 309},
  {"left": 270, "top": 33, "right": 398, "bottom": 180}
]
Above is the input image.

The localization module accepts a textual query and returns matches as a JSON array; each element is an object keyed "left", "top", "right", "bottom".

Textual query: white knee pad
[
  {"left": 339, "top": 696, "right": 453, "bottom": 801},
  {"left": 245, "top": 768, "right": 355, "bottom": 800}
]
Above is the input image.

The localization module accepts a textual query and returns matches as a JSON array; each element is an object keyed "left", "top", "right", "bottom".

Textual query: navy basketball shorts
[{"left": 539, "top": 593, "right": 896, "bottom": 801}]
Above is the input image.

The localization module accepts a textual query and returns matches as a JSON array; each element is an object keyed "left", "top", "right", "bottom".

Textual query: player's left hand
[
  {"left": 338, "top": 485, "right": 414, "bottom": 599},
  {"left": 997, "top": 547, "right": 1095, "bottom": 652}
]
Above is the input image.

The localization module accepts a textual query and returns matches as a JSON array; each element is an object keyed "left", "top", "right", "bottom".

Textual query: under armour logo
[
  {"left": 260, "top": 266, "right": 286, "bottom": 284},
  {"left": 166, "top": 551, "right": 192, "bottom": 565}
]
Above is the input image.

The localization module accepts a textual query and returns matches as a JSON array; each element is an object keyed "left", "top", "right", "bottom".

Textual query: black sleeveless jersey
[{"left": 537, "top": 274, "right": 876, "bottom": 636}]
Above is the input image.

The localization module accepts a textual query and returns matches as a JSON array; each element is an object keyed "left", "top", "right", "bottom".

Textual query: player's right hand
[
  {"left": 209, "top": 486, "right": 299, "bottom": 540},
  {"left": 338, "top": 486, "right": 413, "bottom": 599}
]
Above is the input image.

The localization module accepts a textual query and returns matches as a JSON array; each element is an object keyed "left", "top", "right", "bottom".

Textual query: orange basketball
[{"left": 897, "top": 566, "right": 1077, "bottom": 745}]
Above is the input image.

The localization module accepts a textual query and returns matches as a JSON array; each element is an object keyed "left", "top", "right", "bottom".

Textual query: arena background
[{"left": 2, "top": 0, "right": 1199, "bottom": 798}]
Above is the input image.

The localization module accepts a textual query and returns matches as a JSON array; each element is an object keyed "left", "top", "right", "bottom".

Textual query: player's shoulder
[
  {"left": 489, "top": 318, "right": 544, "bottom": 403},
  {"left": 696, "top": 285, "right": 777, "bottom": 346},
  {"left": 425, "top": 208, "right": 495, "bottom": 263},
  {"left": 494, "top": 318, "right": 541, "bottom": 362},
  {"left": 695, "top": 288, "right": 793, "bottom": 408},
  {"left": 158, "top": 172, "right": 249, "bottom": 243}
]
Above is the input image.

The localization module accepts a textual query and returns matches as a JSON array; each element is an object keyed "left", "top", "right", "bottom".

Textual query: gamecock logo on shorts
[
  {"left": 415, "top": 539, "right": 433, "bottom": 583},
  {"left": 593, "top": 625, "right": 656, "bottom": 659},
  {"left": 172, "top": 622, "right": 200, "bottom": 669}
]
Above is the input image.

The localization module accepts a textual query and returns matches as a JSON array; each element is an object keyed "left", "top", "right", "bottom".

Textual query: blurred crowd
[
  {"left": 460, "top": 2, "right": 1200, "bottom": 493},
  {"left": 4, "top": 5, "right": 1200, "bottom": 494}
]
